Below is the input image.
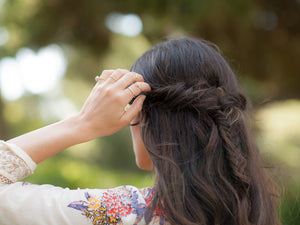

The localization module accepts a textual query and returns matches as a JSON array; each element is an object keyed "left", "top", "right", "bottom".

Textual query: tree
[{"left": 0, "top": 0, "right": 299, "bottom": 99}]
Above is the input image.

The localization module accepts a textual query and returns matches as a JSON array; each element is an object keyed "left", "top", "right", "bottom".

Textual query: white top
[{"left": 0, "top": 141, "right": 167, "bottom": 225}]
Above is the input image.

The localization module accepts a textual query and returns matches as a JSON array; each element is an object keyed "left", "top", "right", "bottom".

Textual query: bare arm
[{"left": 7, "top": 69, "right": 150, "bottom": 164}]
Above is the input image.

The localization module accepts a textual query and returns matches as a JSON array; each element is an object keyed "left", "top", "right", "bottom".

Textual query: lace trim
[
  {"left": 0, "top": 141, "right": 37, "bottom": 184},
  {"left": 0, "top": 174, "right": 12, "bottom": 184}
]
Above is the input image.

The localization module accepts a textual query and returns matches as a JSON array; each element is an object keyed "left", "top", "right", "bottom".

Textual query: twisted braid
[
  {"left": 144, "top": 82, "right": 246, "bottom": 113},
  {"left": 204, "top": 87, "right": 249, "bottom": 187}
]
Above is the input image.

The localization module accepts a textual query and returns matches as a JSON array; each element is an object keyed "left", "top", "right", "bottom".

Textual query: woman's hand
[
  {"left": 8, "top": 69, "right": 150, "bottom": 163},
  {"left": 76, "top": 69, "right": 151, "bottom": 140}
]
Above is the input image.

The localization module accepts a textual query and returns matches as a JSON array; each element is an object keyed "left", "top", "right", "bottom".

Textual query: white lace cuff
[{"left": 0, "top": 141, "right": 37, "bottom": 184}]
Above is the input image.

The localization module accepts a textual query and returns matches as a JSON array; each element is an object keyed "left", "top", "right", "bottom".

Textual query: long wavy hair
[{"left": 130, "top": 37, "right": 280, "bottom": 225}]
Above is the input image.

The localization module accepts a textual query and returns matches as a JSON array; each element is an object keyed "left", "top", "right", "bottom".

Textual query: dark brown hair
[{"left": 131, "top": 37, "right": 280, "bottom": 225}]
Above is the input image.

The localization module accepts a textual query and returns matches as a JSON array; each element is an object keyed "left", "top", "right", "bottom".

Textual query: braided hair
[{"left": 131, "top": 37, "right": 280, "bottom": 225}]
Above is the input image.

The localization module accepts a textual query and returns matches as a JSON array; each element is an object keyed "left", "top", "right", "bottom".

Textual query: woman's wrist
[
  {"left": 63, "top": 113, "right": 101, "bottom": 144},
  {"left": 56, "top": 115, "right": 86, "bottom": 145}
]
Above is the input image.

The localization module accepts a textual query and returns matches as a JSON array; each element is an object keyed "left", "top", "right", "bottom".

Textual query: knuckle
[
  {"left": 114, "top": 93, "right": 123, "bottom": 102},
  {"left": 104, "top": 87, "right": 113, "bottom": 96},
  {"left": 126, "top": 72, "right": 134, "bottom": 78},
  {"left": 134, "top": 73, "right": 143, "bottom": 81},
  {"left": 131, "top": 73, "right": 138, "bottom": 80},
  {"left": 135, "top": 82, "right": 142, "bottom": 91},
  {"left": 116, "top": 68, "right": 125, "bottom": 74}
]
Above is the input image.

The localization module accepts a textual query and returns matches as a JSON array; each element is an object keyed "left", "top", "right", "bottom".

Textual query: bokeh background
[{"left": 0, "top": 0, "right": 299, "bottom": 224}]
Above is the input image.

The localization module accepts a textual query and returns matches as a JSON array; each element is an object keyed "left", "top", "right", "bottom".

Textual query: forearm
[
  {"left": 4, "top": 69, "right": 150, "bottom": 165},
  {"left": 7, "top": 115, "right": 86, "bottom": 164}
]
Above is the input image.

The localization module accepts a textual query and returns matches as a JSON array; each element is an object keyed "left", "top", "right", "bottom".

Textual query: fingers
[
  {"left": 125, "top": 82, "right": 151, "bottom": 103},
  {"left": 96, "top": 69, "right": 150, "bottom": 103},
  {"left": 94, "top": 69, "right": 150, "bottom": 118},
  {"left": 122, "top": 82, "right": 150, "bottom": 124},
  {"left": 95, "top": 70, "right": 114, "bottom": 83},
  {"left": 117, "top": 72, "right": 145, "bottom": 89},
  {"left": 106, "top": 69, "right": 130, "bottom": 84},
  {"left": 96, "top": 69, "right": 129, "bottom": 84},
  {"left": 96, "top": 69, "right": 144, "bottom": 89},
  {"left": 122, "top": 95, "right": 146, "bottom": 123}
]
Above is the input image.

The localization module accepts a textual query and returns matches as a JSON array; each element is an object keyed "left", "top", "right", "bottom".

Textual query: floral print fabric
[{"left": 68, "top": 186, "right": 167, "bottom": 225}]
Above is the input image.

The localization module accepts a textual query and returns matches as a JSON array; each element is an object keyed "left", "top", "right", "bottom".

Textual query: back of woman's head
[{"left": 130, "top": 37, "right": 280, "bottom": 225}]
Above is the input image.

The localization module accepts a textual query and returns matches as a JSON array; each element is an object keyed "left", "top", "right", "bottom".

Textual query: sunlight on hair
[
  {"left": 0, "top": 45, "right": 66, "bottom": 101},
  {"left": 105, "top": 12, "right": 143, "bottom": 37}
]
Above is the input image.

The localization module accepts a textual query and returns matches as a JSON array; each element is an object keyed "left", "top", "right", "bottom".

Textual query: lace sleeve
[{"left": 0, "top": 141, "right": 37, "bottom": 184}]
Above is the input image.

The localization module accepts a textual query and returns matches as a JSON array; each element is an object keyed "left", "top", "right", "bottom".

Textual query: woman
[{"left": 0, "top": 37, "right": 280, "bottom": 225}]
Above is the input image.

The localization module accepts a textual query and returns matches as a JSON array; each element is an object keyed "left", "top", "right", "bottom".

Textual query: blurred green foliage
[
  {"left": 0, "top": 0, "right": 299, "bottom": 224},
  {"left": 23, "top": 153, "right": 154, "bottom": 189},
  {"left": 255, "top": 100, "right": 300, "bottom": 225}
]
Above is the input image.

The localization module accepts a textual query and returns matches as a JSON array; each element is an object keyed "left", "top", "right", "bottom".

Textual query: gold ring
[
  {"left": 128, "top": 86, "right": 135, "bottom": 97},
  {"left": 135, "top": 73, "right": 138, "bottom": 80},
  {"left": 109, "top": 76, "right": 118, "bottom": 82},
  {"left": 124, "top": 104, "right": 130, "bottom": 111}
]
